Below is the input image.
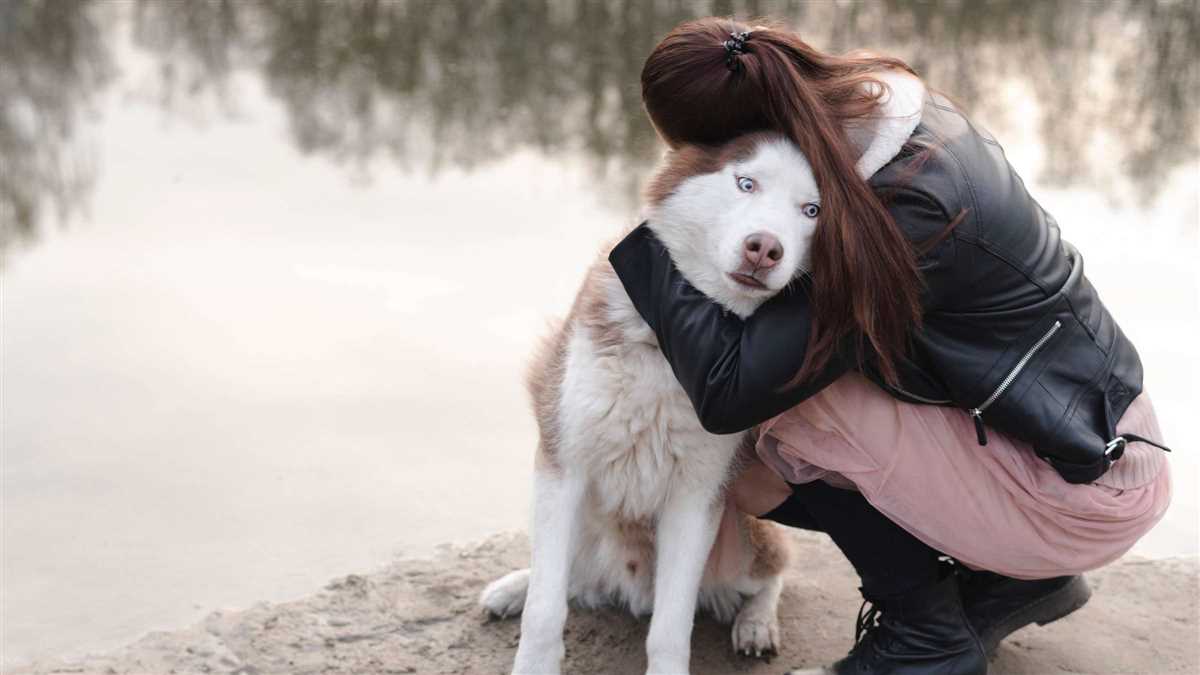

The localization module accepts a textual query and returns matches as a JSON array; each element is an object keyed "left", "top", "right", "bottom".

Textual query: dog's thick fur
[
  {"left": 480, "top": 133, "right": 825, "bottom": 675},
  {"left": 480, "top": 70, "right": 926, "bottom": 675}
]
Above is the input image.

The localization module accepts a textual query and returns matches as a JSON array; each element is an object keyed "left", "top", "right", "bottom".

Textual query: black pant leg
[
  {"left": 772, "top": 479, "right": 942, "bottom": 598},
  {"left": 759, "top": 494, "right": 823, "bottom": 531}
]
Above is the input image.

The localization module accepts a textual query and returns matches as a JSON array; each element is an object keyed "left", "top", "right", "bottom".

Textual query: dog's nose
[{"left": 743, "top": 232, "right": 784, "bottom": 269}]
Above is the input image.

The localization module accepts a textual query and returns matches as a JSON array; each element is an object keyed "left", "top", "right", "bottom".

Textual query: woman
[{"left": 610, "top": 18, "right": 1172, "bottom": 675}]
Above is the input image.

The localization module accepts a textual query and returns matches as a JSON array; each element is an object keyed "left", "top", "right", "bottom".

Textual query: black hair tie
[{"left": 724, "top": 31, "right": 751, "bottom": 72}]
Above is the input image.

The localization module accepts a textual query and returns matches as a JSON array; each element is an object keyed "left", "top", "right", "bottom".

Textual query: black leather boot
[
  {"left": 788, "top": 573, "right": 987, "bottom": 674},
  {"left": 957, "top": 570, "right": 1091, "bottom": 658}
]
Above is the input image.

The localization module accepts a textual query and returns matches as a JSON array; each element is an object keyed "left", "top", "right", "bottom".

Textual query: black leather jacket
[{"left": 610, "top": 93, "right": 1161, "bottom": 484}]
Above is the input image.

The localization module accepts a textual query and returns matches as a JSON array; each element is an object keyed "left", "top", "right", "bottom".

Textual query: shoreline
[{"left": 12, "top": 531, "right": 1199, "bottom": 674}]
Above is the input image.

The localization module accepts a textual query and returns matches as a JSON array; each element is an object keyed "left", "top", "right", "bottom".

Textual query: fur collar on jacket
[{"left": 848, "top": 70, "right": 927, "bottom": 180}]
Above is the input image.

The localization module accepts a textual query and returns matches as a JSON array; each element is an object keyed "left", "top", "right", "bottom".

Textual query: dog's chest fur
[{"left": 534, "top": 260, "right": 742, "bottom": 522}]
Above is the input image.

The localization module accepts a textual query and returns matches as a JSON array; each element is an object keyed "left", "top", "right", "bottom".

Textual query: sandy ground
[{"left": 12, "top": 531, "right": 1198, "bottom": 675}]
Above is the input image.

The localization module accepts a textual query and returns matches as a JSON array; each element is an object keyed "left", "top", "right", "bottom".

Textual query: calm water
[{"left": 3, "top": 0, "right": 1198, "bottom": 667}]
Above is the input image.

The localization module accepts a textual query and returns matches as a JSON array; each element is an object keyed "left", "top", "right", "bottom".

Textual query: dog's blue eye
[
  {"left": 736, "top": 176, "right": 755, "bottom": 193},
  {"left": 801, "top": 203, "right": 820, "bottom": 218}
]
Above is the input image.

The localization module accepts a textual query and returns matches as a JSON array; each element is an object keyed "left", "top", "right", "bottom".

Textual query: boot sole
[{"left": 980, "top": 575, "right": 1092, "bottom": 659}]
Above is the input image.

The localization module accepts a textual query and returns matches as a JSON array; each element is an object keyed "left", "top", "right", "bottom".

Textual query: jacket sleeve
[{"left": 608, "top": 224, "right": 848, "bottom": 434}]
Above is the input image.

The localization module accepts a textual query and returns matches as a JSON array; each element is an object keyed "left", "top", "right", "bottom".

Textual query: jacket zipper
[{"left": 969, "top": 320, "right": 1062, "bottom": 445}]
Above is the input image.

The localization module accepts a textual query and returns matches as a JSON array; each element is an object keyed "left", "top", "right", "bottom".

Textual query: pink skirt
[{"left": 755, "top": 372, "right": 1171, "bottom": 579}]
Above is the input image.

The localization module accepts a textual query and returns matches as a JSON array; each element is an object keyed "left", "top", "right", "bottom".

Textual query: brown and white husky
[
  {"left": 479, "top": 69, "right": 923, "bottom": 675},
  {"left": 479, "top": 131, "right": 820, "bottom": 675}
]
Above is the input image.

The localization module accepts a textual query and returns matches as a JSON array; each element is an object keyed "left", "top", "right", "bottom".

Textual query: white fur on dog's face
[{"left": 645, "top": 135, "right": 820, "bottom": 318}]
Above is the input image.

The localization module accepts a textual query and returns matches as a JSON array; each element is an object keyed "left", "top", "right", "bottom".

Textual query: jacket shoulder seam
[
  {"left": 952, "top": 237, "right": 1052, "bottom": 298},
  {"left": 916, "top": 109, "right": 982, "bottom": 235}
]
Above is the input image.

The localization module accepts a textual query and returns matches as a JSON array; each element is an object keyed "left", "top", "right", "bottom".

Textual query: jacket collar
[{"left": 848, "top": 70, "right": 926, "bottom": 180}]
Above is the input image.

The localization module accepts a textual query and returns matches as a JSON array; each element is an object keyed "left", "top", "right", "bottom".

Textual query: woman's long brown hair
[{"left": 641, "top": 17, "right": 923, "bottom": 386}]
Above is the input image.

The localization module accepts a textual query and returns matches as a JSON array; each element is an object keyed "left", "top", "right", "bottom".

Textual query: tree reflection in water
[
  {"left": 0, "top": 0, "right": 112, "bottom": 256},
  {"left": 2, "top": 0, "right": 1196, "bottom": 256}
]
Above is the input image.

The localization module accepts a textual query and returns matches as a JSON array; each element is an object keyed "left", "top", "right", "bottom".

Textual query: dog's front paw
[
  {"left": 645, "top": 661, "right": 690, "bottom": 675},
  {"left": 732, "top": 609, "right": 780, "bottom": 658},
  {"left": 480, "top": 569, "right": 530, "bottom": 619},
  {"left": 512, "top": 640, "right": 564, "bottom": 675}
]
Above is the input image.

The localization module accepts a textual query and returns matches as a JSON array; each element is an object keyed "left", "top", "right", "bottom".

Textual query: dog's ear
[
  {"left": 853, "top": 71, "right": 926, "bottom": 180},
  {"left": 645, "top": 144, "right": 721, "bottom": 206}
]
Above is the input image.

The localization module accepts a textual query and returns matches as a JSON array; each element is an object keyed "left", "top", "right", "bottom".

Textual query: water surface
[{"left": 3, "top": 0, "right": 1198, "bottom": 667}]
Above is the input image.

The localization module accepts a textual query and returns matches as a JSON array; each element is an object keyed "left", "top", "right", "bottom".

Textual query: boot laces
[{"left": 854, "top": 599, "right": 881, "bottom": 645}]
